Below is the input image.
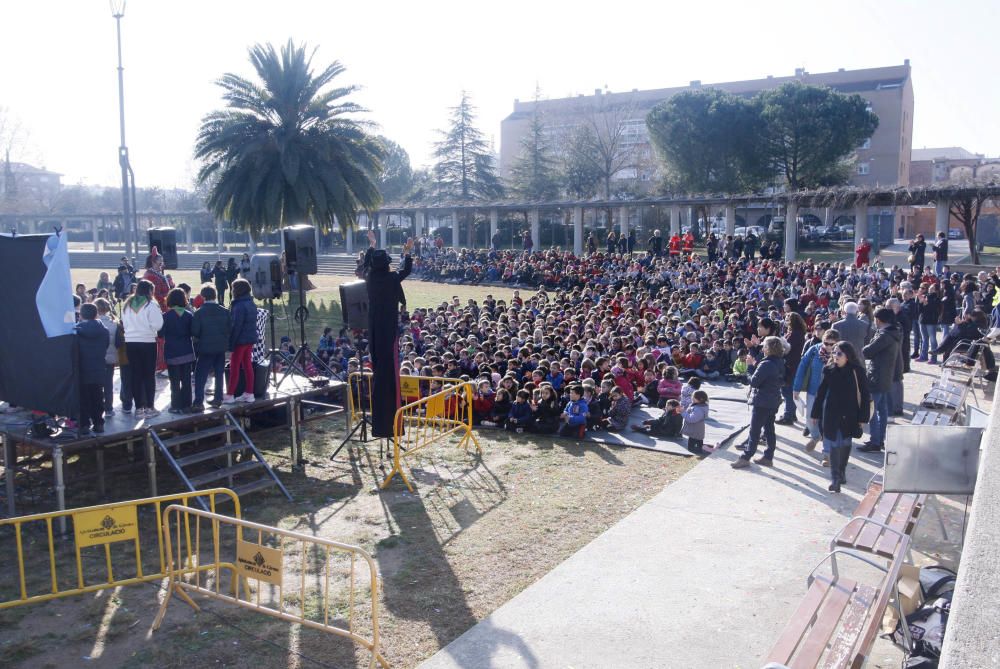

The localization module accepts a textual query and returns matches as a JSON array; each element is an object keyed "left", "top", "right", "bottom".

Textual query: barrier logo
[
  {"left": 74, "top": 506, "right": 139, "bottom": 548},
  {"left": 236, "top": 540, "right": 282, "bottom": 585}
]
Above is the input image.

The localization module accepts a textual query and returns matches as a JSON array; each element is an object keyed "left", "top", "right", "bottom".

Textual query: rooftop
[{"left": 912, "top": 147, "right": 984, "bottom": 162}]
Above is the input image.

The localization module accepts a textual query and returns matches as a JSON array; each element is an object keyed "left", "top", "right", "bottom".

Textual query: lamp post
[{"left": 111, "top": 0, "right": 136, "bottom": 257}]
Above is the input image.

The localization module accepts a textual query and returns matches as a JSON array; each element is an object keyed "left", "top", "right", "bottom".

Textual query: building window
[
  {"left": 857, "top": 162, "right": 870, "bottom": 175},
  {"left": 859, "top": 138, "right": 871, "bottom": 150}
]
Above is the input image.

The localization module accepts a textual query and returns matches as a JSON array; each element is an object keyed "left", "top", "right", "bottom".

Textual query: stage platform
[{"left": 0, "top": 373, "right": 348, "bottom": 521}]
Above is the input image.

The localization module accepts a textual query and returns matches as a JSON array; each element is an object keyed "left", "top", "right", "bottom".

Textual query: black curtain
[{"left": 0, "top": 234, "right": 79, "bottom": 416}]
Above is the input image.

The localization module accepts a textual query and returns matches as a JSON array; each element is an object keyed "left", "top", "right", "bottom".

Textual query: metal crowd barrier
[
  {"left": 347, "top": 371, "right": 465, "bottom": 428},
  {"left": 0, "top": 488, "right": 240, "bottom": 610},
  {"left": 381, "top": 381, "right": 480, "bottom": 491},
  {"left": 153, "top": 504, "right": 387, "bottom": 668}
]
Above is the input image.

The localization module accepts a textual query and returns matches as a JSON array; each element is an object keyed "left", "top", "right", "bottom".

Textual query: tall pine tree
[
  {"left": 509, "top": 88, "right": 560, "bottom": 201},
  {"left": 432, "top": 91, "right": 504, "bottom": 246}
]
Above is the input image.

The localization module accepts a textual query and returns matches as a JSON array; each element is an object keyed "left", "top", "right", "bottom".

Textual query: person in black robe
[{"left": 362, "top": 230, "right": 413, "bottom": 438}]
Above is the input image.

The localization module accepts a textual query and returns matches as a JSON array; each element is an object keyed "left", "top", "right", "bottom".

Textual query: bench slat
[
  {"left": 767, "top": 576, "right": 836, "bottom": 664},
  {"left": 821, "top": 583, "right": 878, "bottom": 669},
  {"left": 872, "top": 495, "right": 919, "bottom": 557},
  {"left": 836, "top": 484, "right": 882, "bottom": 546},
  {"left": 854, "top": 493, "right": 900, "bottom": 551},
  {"left": 790, "top": 578, "right": 858, "bottom": 669}
]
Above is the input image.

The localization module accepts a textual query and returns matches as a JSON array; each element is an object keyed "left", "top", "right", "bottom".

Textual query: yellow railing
[
  {"left": 0, "top": 488, "right": 240, "bottom": 610},
  {"left": 381, "top": 381, "right": 480, "bottom": 492},
  {"left": 153, "top": 505, "right": 388, "bottom": 669},
  {"left": 347, "top": 371, "right": 464, "bottom": 428}
]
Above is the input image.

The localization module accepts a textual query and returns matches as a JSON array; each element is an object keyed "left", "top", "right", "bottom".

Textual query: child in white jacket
[{"left": 121, "top": 280, "right": 164, "bottom": 418}]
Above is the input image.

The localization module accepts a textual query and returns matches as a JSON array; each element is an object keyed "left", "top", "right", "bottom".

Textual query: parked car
[{"left": 948, "top": 228, "right": 964, "bottom": 240}]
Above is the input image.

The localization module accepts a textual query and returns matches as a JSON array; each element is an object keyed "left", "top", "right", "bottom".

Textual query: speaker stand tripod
[{"left": 275, "top": 277, "right": 334, "bottom": 390}]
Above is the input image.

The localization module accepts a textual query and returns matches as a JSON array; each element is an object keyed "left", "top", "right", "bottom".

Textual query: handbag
[
  {"left": 851, "top": 368, "right": 868, "bottom": 438},
  {"left": 907, "top": 253, "right": 915, "bottom": 264}
]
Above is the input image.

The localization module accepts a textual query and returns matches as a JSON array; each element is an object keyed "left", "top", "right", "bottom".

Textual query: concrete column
[
  {"left": 725, "top": 205, "right": 736, "bottom": 236},
  {"left": 216, "top": 220, "right": 224, "bottom": 255},
  {"left": 688, "top": 206, "right": 698, "bottom": 234},
  {"left": 824, "top": 207, "right": 832, "bottom": 227},
  {"left": 670, "top": 204, "right": 681, "bottom": 235},
  {"left": 935, "top": 199, "right": 950, "bottom": 236},
  {"left": 415, "top": 210, "right": 425, "bottom": 239},
  {"left": 489, "top": 209, "right": 498, "bottom": 244},
  {"left": 573, "top": 206, "right": 584, "bottom": 256},
  {"left": 784, "top": 202, "right": 797, "bottom": 261},
  {"left": 618, "top": 205, "right": 629, "bottom": 238},
  {"left": 451, "top": 211, "right": 460, "bottom": 248},
  {"left": 92, "top": 219, "right": 100, "bottom": 252},
  {"left": 530, "top": 208, "right": 540, "bottom": 249},
  {"left": 378, "top": 213, "right": 387, "bottom": 248},
  {"left": 854, "top": 202, "right": 868, "bottom": 247},
  {"left": 187, "top": 225, "right": 195, "bottom": 253}
]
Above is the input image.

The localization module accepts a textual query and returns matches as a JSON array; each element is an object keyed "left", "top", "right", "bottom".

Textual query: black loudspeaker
[
  {"left": 282, "top": 224, "right": 317, "bottom": 275},
  {"left": 339, "top": 280, "right": 369, "bottom": 330},
  {"left": 249, "top": 253, "right": 282, "bottom": 300},
  {"left": 148, "top": 227, "right": 178, "bottom": 269}
]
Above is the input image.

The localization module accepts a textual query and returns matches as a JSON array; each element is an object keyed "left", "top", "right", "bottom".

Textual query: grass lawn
[{"left": 72, "top": 269, "right": 513, "bottom": 344}]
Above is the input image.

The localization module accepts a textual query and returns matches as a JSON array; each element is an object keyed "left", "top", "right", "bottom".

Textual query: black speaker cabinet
[
  {"left": 282, "top": 224, "right": 317, "bottom": 275},
  {"left": 339, "top": 280, "right": 369, "bottom": 330},
  {"left": 148, "top": 227, "right": 178, "bottom": 269},
  {"left": 249, "top": 253, "right": 282, "bottom": 300}
]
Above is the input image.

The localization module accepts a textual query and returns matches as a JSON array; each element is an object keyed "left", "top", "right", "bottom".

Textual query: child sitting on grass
[
  {"left": 488, "top": 388, "right": 512, "bottom": 428},
  {"left": 605, "top": 386, "right": 631, "bottom": 432},
  {"left": 681, "top": 390, "right": 710, "bottom": 454},
  {"left": 507, "top": 389, "right": 534, "bottom": 433},
  {"left": 632, "top": 398, "right": 683, "bottom": 437},
  {"left": 584, "top": 386, "right": 603, "bottom": 431},
  {"left": 559, "top": 385, "right": 590, "bottom": 438}
]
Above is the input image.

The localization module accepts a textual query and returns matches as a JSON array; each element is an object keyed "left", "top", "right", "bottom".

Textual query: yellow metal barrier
[
  {"left": 347, "top": 371, "right": 464, "bottom": 428},
  {"left": 381, "top": 381, "right": 480, "bottom": 491},
  {"left": 0, "top": 488, "right": 240, "bottom": 610},
  {"left": 153, "top": 505, "right": 388, "bottom": 669}
]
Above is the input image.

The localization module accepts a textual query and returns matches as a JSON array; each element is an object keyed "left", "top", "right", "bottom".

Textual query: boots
[
  {"left": 839, "top": 444, "right": 852, "bottom": 485},
  {"left": 827, "top": 447, "right": 842, "bottom": 493}
]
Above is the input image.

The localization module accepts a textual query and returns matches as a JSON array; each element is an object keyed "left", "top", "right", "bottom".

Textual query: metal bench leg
[
  {"left": 53, "top": 445, "right": 67, "bottom": 535},
  {"left": 3, "top": 435, "right": 16, "bottom": 518}
]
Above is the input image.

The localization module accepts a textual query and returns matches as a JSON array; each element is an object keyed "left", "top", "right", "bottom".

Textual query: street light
[{"left": 111, "top": 0, "right": 137, "bottom": 257}]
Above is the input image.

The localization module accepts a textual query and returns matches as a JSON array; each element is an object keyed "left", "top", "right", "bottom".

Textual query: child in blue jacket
[
  {"left": 559, "top": 385, "right": 590, "bottom": 437},
  {"left": 507, "top": 389, "right": 534, "bottom": 432}
]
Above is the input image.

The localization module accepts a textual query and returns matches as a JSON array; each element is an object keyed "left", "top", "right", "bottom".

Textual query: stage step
[
  {"left": 161, "top": 424, "right": 237, "bottom": 448},
  {"left": 232, "top": 478, "right": 279, "bottom": 497},
  {"left": 188, "top": 460, "right": 263, "bottom": 487},
  {"left": 174, "top": 441, "right": 251, "bottom": 467},
  {"left": 149, "top": 411, "right": 293, "bottom": 510}
]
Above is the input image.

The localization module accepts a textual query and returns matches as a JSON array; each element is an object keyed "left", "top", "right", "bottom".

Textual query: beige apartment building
[{"left": 500, "top": 61, "right": 915, "bottom": 192}]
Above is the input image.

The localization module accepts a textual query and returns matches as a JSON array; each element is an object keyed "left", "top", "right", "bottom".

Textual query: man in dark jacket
[
  {"left": 933, "top": 309, "right": 996, "bottom": 380},
  {"left": 76, "top": 303, "right": 110, "bottom": 435},
  {"left": 860, "top": 308, "right": 901, "bottom": 452},
  {"left": 933, "top": 231, "right": 948, "bottom": 277},
  {"left": 647, "top": 230, "right": 663, "bottom": 257},
  {"left": 191, "top": 285, "right": 231, "bottom": 410},
  {"left": 888, "top": 297, "right": 910, "bottom": 415},
  {"left": 733, "top": 336, "right": 786, "bottom": 468}
]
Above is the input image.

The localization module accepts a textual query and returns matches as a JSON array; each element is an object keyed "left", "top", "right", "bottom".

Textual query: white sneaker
[
  {"left": 222, "top": 395, "right": 238, "bottom": 404},
  {"left": 237, "top": 393, "right": 256, "bottom": 402},
  {"left": 144, "top": 408, "right": 160, "bottom": 418}
]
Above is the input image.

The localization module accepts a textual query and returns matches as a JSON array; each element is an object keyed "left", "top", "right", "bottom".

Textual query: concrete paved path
[{"left": 420, "top": 367, "right": 948, "bottom": 669}]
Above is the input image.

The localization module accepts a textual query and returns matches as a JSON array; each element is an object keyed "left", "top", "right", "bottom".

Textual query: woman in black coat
[
  {"left": 811, "top": 341, "right": 871, "bottom": 492},
  {"left": 909, "top": 234, "right": 927, "bottom": 272}
]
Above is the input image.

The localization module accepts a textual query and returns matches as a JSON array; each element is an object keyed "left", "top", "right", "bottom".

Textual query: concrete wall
[{"left": 940, "top": 389, "right": 1000, "bottom": 668}]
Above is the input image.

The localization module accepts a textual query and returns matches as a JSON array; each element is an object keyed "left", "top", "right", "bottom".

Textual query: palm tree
[{"left": 196, "top": 40, "right": 384, "bottom": 239}]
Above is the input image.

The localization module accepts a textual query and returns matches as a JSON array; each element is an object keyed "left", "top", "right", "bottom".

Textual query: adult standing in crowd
[
  {"left": 647, "top": 229, "right": 663, "bottom": 257},
  {"left": 732, "top": 336, "right": 786, "bottom": 469},
  {"left": 121, "top": 279, "right": 164, "bottom": 418},
  {"left": 860, "top": 307, "right": 902, "bottom": 453},
  {"left": 833, "top": 301, "right": 869, "bottom": 355},
  {"left": 213, "top": 260, "right": 230, "bottom": 305},
  {"left": 200, "top": 261, "right": 213, "bottom": 284},
  {"left": 160, "top": 288, "right": 195, "bottom": 414},
  {"left": 239, "top": 253, "right": 252, "bottom": 278},
  {"left": 917, "top": 284, "right": 942, "bottom": 363},
  {"left": 933, "top": 231, "right": 948, "bottom": 277},
  {"left": 908, "top": 233, "right": 927, "bottom": 273},
  {"left": 855, "top": 237, "right": 872, "bottom": 268},
  {"left": 776, "top": 311, "right": 807, "bottom": 425},
  {"left": 812, "top": 341, "right": 871, "bottom": 493},
  {"left": 794, "top": 328, "right": 840, "bottom": 461}
]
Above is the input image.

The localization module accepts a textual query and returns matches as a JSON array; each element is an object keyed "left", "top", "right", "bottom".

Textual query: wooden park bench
[
  {"left": 764, "top": 535, "right": 911, "bottom": 669},
  {"left": 831, "top": 478, "right": 924, "bottom": 560}
]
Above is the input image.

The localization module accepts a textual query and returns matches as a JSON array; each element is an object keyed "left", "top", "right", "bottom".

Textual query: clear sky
[{"left": 3, "top": 0, "right": 997, "bottom": 189}]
